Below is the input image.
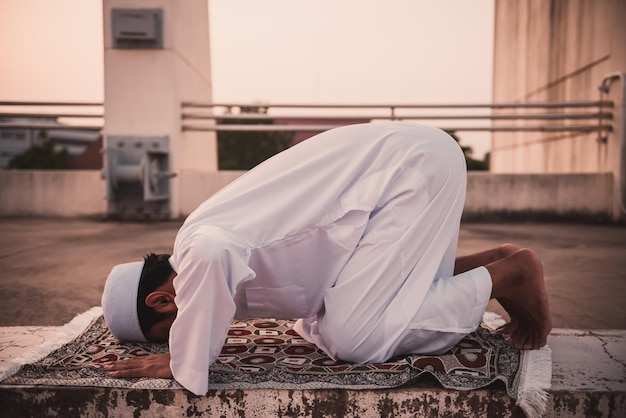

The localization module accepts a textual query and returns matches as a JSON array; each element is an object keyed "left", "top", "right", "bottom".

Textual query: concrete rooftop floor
[
  {"left": 0, "top": 218, "right": 624, "bottom": 329},
  {"left": 0, "top": 218, "right": 625, "bottom": 417}
]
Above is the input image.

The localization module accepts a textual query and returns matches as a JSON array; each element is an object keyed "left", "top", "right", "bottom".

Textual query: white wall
[
  {"left": 465, "top": 172, "right": 613, "bottom": 220},
  {"left": 0, "top": 171, "right": 105, "bottom": 216},
  {"left": 491, "top": 0, "right": 626, "bottom": 219},
  {"left": 0, "top": 171, "right": 614, "bottom": 221}
]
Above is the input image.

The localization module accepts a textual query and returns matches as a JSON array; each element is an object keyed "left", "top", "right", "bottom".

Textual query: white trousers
[
  {"left": 391, "top": 266, "right": 492, "bottom": 357},
  {"left": 294, "top": 131, "right": 492, "bottom": 362}
]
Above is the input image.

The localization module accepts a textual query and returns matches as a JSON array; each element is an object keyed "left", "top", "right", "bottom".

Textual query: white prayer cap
[{"left": 101, "top": 261, "right": 148, "bottom": 342}]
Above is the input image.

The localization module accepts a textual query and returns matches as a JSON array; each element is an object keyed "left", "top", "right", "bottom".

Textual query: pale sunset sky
[{"left": 0, "top": 0, "right": 495, "bottom": 156}]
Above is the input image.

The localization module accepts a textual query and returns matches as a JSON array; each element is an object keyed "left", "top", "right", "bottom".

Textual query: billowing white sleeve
[{"left": 168, "top": 226, "right": 254, "bottom": 395}]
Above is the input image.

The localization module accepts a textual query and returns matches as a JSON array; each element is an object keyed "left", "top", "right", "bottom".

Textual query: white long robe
[{"left": 168, "top": 122, "right": 491, "bottom": 395}]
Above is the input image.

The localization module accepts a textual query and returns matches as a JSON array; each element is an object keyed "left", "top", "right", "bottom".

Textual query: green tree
[
  {"left": 445, "top": 131, "right": 489, "bottom": 171},
  {"left": 8, "top": 141, "right": 69, "bottom": 170},
  {"left": 218, "top": 107, "right": 294, "bottom": 170}
]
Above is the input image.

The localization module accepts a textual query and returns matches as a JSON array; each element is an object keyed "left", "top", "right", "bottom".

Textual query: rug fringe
[
  {"left": 516, "top": 345, "right": 552, "bottom": 418},
  {"left": 483, "top": 311, "right": 552, "bottom": 418},
  {"left": 0, "top": 307, "right": 102, "bottom": 381}
]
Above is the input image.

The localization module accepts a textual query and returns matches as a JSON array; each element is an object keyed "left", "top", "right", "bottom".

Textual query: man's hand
[{"left": 103, "top": 353, "right": 173, "bottom": 379}]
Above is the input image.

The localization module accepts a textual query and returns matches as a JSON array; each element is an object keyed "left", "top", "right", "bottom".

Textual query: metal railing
[
  {"left": 181, "top": 101, "right": 614, "bottom": 134},
  {"left": 0, "top": 100, "right": 614, "bottom": 134},
  {"left": 1, "top": 98, "right": 622, "bottom": 216},
  {"left": 0, "top": 101, "right": 103, "bottom": 130}
]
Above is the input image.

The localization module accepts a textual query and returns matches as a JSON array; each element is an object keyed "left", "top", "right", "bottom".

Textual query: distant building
[{"left": 0, "top": 116, "right": 101, "bottom": 169}]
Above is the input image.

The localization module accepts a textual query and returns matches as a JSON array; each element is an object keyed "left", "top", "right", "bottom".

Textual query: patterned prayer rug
[{"left": 0, "top": 308, "right": 551, "bottom": 418}]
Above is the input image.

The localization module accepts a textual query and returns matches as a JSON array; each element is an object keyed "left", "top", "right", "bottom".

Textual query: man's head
[{"left": 102, "top": 253, "right": 177, "bottom": 342}]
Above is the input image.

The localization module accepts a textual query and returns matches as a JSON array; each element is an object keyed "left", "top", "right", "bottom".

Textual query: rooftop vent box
[{"left": 112, "top": 8, "right": 163, "bottom": 49}]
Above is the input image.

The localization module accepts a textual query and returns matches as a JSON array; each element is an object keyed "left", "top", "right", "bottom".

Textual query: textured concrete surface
[
  {"left": 1, "top": 385, "right": 624, "bottom": 418},
  {"left": 1, "top": 218, "right": 625, "bottom": 329},
  {"left": 550, "top": 329, "right": 626, "bottom": 393},
  {"left": 0, "top": 386, "right": 527, "bottom": 418},
  {"left": 0, "top": 218, "right": 625, "bottom": 416}
]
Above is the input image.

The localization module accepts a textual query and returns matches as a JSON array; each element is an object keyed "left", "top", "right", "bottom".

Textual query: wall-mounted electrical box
[{"left": 111, "top": 8, "right": 163, "bottom": 49}]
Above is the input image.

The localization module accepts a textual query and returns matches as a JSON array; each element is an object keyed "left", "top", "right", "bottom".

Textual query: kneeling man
[{"left": 102, "top": 122, "right": 551, "bottom": 395}]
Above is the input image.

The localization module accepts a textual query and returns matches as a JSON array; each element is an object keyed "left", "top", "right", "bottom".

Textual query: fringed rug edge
[
  {"left": 483, "top": 310, "right": 552, "bottom": 418},
  {"left": 516, "top": 345, "right": 552, "bottom": 418},
  {"left": 0, "top": 307, "right": 103, "bottom": 382}
]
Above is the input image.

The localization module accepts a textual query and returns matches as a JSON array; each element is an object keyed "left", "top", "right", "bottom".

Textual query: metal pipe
[
  {"left": 0, "top": 113, "right": 103, "bottom": 119},
  {"left": 182, "top": 112, "right": 612, "bottom": 121},
  {"left": 182, "top": 124, "right": 611, "bottom": 133},
  {"left": 599, "top": 72, "right": 626, "bottom": 217},
  {"left": 0, "top": 123, "right": 102, "bottom": 130},
  {"left": 182, "top": 100, "right": 613, "bottom": 109},
  {"left": 0, "top": 101, "right": 102, "bottom": 106}
]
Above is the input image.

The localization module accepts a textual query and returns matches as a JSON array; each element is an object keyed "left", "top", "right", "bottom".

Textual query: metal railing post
[{"left": 599, "top": 72, "right": 626, "bottom": 216}]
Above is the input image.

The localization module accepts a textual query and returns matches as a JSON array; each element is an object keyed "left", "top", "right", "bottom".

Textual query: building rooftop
[{"left": 0, "top": 218, "right": 624, "bottom": 416}]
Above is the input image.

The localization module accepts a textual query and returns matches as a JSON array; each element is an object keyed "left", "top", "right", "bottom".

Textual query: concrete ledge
[
  {"left": 179, "top": 170, "right": 244, "bottom": 215},
  {"left": 0, "top": 170, "right": 618, "bottom": 220},
  {"left": 0, "top": 386, "right": 526, "bottom": 418},
  {"left": 1, "top": 384, "right": 624, "bottom": 417},
  {"left": 0, "top": 170, "right": 105, "bottom": 217},
  {"left": 464, "top": 172, "right": 614, "bottom": 221},
  {"left": 1, "top": 329, "right": 624, "bottom": 417}
]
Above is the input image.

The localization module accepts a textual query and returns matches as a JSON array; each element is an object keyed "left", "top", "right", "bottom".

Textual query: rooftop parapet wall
[
  {"left": 0, "top": 170, "right": 105, "bottom": 217},
  {"left": 0, "top": 170, "right": 614, "bottom": 221},
  {"left": 464, "top": 172, "right": 613, "bottom": 221}
]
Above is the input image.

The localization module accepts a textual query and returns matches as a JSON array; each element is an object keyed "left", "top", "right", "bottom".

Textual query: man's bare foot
[{"left": 486, "top": 248, "right": 552, "bottom": 350}]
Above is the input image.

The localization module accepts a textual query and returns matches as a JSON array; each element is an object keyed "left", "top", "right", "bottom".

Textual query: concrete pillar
[{"left": 102, "top": 0, "right": 215, "bottom": 218}]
